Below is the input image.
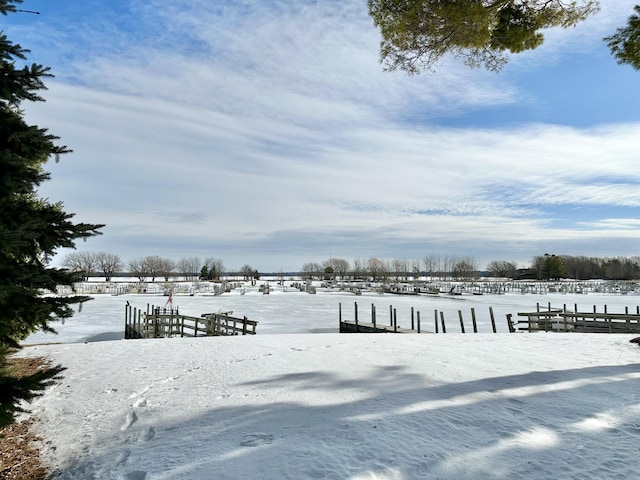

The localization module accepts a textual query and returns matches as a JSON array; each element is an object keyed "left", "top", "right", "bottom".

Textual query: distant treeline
[
  {"left": 63, "top": 251, "right": 640, "bottom": 283},
  {"left": 528, "top": 254, "right": 640, "bottom": 281}
]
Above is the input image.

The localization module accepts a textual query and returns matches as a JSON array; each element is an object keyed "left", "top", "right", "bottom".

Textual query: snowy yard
[{"left": 17, "top": 286, "right": 640, "bottom": 479}]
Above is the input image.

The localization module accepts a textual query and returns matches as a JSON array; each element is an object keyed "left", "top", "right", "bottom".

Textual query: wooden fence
[
  {"left": 340, "top": 301, "right": 640, "bottom": 334},
  {"left": 339, "top": 302, "right": 506, "bottom": 334},
  {"left": 125, "top": 304, "right": 257, "bottom": 339},
  {"left": 514, "top": 303, "right": 640, "bottom": 333}
]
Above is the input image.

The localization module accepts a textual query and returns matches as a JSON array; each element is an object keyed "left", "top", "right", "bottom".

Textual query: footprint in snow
[
  {"left": 115, "top": 449, "right": 131, "bottom": 466},
  {"left": 240, "top": 433, "right": 275, "bottom": 447},
  {"left": 121, "top": 411, "right": 138, "bottom": 431},
  {"left": 125, "top": 470, "right": 147, "bottom": 480},
  {"left": 140, "top": 426, "right": 155, "bottom": 442}
]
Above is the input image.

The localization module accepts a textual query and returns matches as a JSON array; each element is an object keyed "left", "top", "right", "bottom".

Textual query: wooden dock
[
  {"left": 339, "top": 302, "right": 425, "bottom": 333},
  {"left": 339, "top": 320, "right": 416, "bottom": 334},
  {"left": 125, "top": 304, "right": 257, "bottom": 339},
  {"left": 339, "top": 301, "right": 640, "bottom": 334},
  {"left": 338, "top": 301, "right": 508, "bottom": 334}
]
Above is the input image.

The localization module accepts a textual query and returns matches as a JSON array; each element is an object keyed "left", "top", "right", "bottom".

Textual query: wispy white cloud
[
  {"left": 14, "top": 0, "right": 640, "bottom": 269},
  {"left": 578, "top": 218, "right": 640, "bottom": 230}
]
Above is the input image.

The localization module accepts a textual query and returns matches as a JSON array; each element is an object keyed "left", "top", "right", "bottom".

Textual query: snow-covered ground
[{"left": 17, "top": 286, "right": 640, "bottom": 479}]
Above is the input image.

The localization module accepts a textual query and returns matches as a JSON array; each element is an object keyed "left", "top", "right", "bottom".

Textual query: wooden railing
[
  {"left": 515, "top": 310, "right": 640, "bottom": 333},
  {"left": 125, "top": 305, "right": 257, "bottom": 339}
]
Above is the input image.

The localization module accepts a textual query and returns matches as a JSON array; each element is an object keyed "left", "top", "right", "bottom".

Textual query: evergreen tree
[
  {"left": 0, "top": 0, "right": 104, "bottom": 427},
  {"left": 533, "top": 254, "right": 568, "bottom": 281},
  {"left": 605, "top": 5, "right": 640, "bottom": 71},
  {"left": 200, "top": 265, "right": 209, "bottom": 281}
]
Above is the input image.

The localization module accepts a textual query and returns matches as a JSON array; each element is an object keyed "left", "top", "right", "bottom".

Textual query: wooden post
[
  {"left": 434, "top": 309, "right": 439, "bottom": 334},
  {"left": 194, "top": 318, "right": 198, "bottom": 337},
  {"left": 389, "top": 305, "right": 393, "bottom": 326},
  {"left": 355, "top": 301, "right": 359, "bottom": 333},
  {"left": 417, "top": 311, "right": 421, "bottom": 333},
  {"left": 206, "top": 316, "right": 213, "bottom": 336},
  {"left": 507, "top": 313, "right": 514, "bottom": 333},
  {"left": 124, "top": 304, "right": 129, "bottom": 339},
  {"left": 393, "top": 308, "right": 397, "bottom": 332},
  {"left": 489, "top": 307, "right": 496, "bottom": 333},
  {"left": 132, "top": 307, "right": 137, "bottom": 336},
  {"left": 243, "top": 316, "right": 248, "bottom": 335},
  {"left": 458, "top": 310, "right": 465, "bottom": 333},
  {"left": 372, "top": 304, "right": 377, "bottom": 329},
  {"left": 471, "top": 308, "right": 477, "bottom": 333},
  {"left": 411, "top": 307, "right": 415, "bottom": 330},
  {"left": 440, "top": 311, "right": 446, "bottom": 334},
  {"left": 339, "top": 302, "right": 342, "bottom": 332}
]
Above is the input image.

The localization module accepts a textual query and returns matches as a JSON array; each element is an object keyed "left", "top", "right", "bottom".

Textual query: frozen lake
[{"left": 24, "top": 282, "right": 640, "bottom": 344}]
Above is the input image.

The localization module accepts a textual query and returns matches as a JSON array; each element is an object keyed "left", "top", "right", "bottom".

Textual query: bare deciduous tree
[
  {"left": 62, "top": 251, "right": 98, "bottom": 281},
  {"left": 239, "top": 264, "right": 257, "bottom": 280},
  {"left": 158, "top": 258, "right": 176, "bottom": 281},
  {"left": 351, "top": 258, "right": 367, "bottom": 280},
  {"left": 486, "top": 260, "right": 517, "bottom": 278},
  {"left": 453, "top": 257, "right": 479, "bottom": 280},
  {"left": 392, "top": 258, "right": 409, "bottom": 281},
  {"left": 95, "top": 252, "right": 122, "bottom": 281},
  {"left": 301, "top": 262, "right": 322, "bottom": 280},
  {"left": 329, "top": 258, "right": 350, "bottom": 280},
  {"left": 176, "top": 256, "right": 201, "bottom": 281},
  {"left": 367, "top": 257, "right": 386, "bottom": 282},
  {"left": 128, "top": 257, "right": 151, "bottom": 283}
]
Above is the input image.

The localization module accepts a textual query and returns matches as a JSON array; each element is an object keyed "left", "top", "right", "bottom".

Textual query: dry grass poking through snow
[{"left": 0, "top": 356, "right": 53, "bottom": 480}]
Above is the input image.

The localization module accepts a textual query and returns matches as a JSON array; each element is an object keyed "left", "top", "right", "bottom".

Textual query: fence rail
[{"left": 125, "top": 304, "right": 257, "bottom": 339}]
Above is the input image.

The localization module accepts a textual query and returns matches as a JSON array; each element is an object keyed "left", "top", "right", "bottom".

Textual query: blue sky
[{"left": 6, "top": 0, "right": 640, "bottom": 272}]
